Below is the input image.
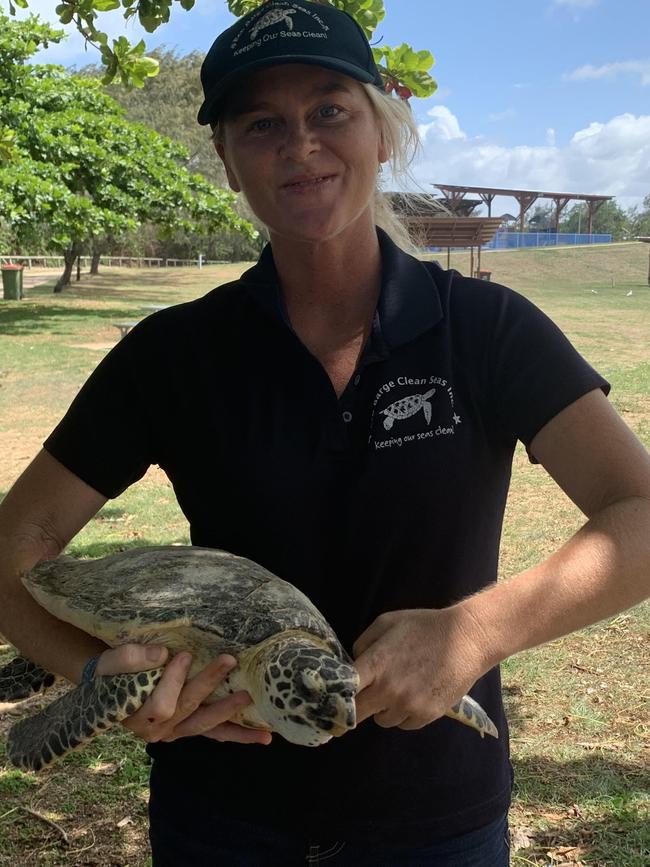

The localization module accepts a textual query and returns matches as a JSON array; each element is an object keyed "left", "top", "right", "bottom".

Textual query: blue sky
[{"left": 7, "top": 0, "right": 650, "bottom": 213}]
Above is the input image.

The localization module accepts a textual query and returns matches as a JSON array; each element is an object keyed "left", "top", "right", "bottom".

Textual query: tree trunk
[
  {"left": 53, "top": 245, "right": 79, "bottom": 293},
  {"left": 90, "top": 251, "right": 101, "bottom": 275}
]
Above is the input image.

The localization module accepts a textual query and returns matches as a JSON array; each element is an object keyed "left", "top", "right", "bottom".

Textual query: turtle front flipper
[
  {"left": 7, "top": 668, "right": 164, "bottom": 771},
  {"left": 446, "top": 695, "right": 499, "bottom": 739},
  {"left": 0, "top": 656, "right": 56, "bottom": 702}
]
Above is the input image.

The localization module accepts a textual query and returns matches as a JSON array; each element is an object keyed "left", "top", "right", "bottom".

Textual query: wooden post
[
  {"left": 470, "top": 246, "right": 474, "bottom": 277},
  {"left": 587, "top": 199, "right": 606, "bottom": 234},
  {"left": 447, "top": 247, "right": 451, "bottom": 269}
]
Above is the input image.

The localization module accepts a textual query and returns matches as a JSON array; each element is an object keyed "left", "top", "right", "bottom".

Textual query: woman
[{"left": 1, "top": 2, "right": 649, "bottom": 864}]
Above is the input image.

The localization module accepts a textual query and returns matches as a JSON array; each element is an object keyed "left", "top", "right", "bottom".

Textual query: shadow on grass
[
  {"left": 511, "top": 755, "right": 649, "bottom": 865},
  {"left": 0, "top": 304, "right": 139, "bottom": 336}
]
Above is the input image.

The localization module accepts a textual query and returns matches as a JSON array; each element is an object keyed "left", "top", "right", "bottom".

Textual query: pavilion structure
[
  {"left": 432, "top": 184, "right": 613, "bottom": 233},
  {"left": 387, "top": 193, "right": 502, "bottom": 274}
]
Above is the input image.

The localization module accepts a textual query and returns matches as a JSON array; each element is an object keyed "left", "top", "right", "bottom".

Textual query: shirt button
[
  {"left": 353, "top": 374, "right": 361, "bottom": 386},
  {"left": 342, "top": 411, "right": 353, "bottom": 423}
]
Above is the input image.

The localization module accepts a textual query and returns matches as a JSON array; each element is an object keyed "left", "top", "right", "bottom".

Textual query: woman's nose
[{"left": 279, "top": 121, "right": 319, "bottom": 161}]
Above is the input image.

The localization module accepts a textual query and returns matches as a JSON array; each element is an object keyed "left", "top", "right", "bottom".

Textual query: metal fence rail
[
  {"left": 484, "top": 232, "right": 613, "bottom": 249},
  {"left": 0, "top": 255, "right": 230, "bottom": 267}
]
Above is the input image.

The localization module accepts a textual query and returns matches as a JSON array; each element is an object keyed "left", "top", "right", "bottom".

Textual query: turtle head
[{"left": 253, "top": 639, "right": 359, "bottom": 747}]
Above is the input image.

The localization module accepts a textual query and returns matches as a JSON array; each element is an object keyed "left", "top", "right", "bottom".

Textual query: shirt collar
[{"left": 239, "top": 227, "right": 443, "bottom": 348}]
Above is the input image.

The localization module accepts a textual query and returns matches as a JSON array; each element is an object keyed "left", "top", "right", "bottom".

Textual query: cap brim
[{"left": 197, "top": 55, "right": 380, "bottom": 126}]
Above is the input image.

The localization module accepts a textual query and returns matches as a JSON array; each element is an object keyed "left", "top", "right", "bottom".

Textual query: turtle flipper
[
  {"left": 446, "top": 695, "right": 499, "bottom": 739},
  {"left": 7, "top": 668, "right": 164, "bottom": 771},
  {"left": 0, "top": 656, "right": 56, "bottom": 702}
]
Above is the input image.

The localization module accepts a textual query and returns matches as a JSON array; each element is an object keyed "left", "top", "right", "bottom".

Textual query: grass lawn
[{"left": 0, "top": 243, "right": 648, "bottom": 866}]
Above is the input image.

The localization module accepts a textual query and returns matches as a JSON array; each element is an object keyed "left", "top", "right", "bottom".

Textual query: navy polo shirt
[{"left": 44, "top": 229, "right": 608, "bottom": 846}]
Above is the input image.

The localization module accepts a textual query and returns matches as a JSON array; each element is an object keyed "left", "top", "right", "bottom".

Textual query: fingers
[
  {"left": 202, "top": 722, "right": 273, "bottom": 745},
  {"left": 96, "top": 643, "right": 168, "bottom": 676},
  {"left": 123, "top": 652, "right": 194, "bottom": 736},
  {"left": 121, "top": 653, "right": 270, "bottom": 746},
  {"left": 352, "top": 613, "right": 393, "bottom": 660},
  {"left": 176, "top": 656, "right": 237, "bottom": 718}
]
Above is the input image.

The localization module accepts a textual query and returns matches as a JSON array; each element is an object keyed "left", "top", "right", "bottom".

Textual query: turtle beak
[{"left": 330, "top": 694, "right": 356, "bottom": 737}]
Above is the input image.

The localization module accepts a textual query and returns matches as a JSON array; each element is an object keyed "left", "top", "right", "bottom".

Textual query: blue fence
[{"left": 485, "top": 231, "right": 612, "bottom": 249}]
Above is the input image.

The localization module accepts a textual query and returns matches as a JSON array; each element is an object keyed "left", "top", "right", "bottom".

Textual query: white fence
[{"left": 0, "top": 255, "right": 229, "bottom": 268}]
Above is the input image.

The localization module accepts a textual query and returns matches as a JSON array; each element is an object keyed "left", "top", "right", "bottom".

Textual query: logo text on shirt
[{"left": 369, "top": 374, "right": 461, "bottom": 450}]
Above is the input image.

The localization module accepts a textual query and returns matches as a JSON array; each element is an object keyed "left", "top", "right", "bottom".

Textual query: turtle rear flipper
[
  {"left": 446, "top": 695, "right": 499, "bottom": 739},
  {"left": 7, "top": 668, "right": 163, "bottom": 771},
  {"left": 0, "top": 656, "right": 56, "bottom": 702}
]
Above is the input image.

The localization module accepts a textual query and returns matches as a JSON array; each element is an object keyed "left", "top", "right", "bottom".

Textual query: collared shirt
[{"left": 44, "top": 229, "right": 608, "bottom": 845}]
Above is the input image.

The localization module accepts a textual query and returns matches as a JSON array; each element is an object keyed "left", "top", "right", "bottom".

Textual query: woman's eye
[
  {"left": 318, "top": 105, "right": 343, "bottom": 119},
  {"left": 249, "top": 118, "right": 274, "bottom": 133}
]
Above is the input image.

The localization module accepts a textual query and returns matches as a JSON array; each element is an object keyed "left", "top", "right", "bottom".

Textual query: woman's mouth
[{"left": 282, "top": 175, "right": 336, "bottom": 191}]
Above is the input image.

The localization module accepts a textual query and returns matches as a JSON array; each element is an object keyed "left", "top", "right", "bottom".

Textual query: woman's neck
[{"left": 269, "top": 220, "right": 382, "bottom": 342}]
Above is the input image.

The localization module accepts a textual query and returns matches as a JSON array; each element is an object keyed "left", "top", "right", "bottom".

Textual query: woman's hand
[
  {"left": 352, "top": 607, "right": 489, "bottom": 730},
  {"left": 95, "top": 644, "right": 273, "bottom": 745}
]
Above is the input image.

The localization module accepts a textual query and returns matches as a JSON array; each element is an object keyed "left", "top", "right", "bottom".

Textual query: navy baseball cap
[{"left": 197, "top": 0, "right": 385, "bottom": 126}]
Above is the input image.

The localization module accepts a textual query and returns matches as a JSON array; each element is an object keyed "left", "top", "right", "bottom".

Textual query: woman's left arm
[
  {"left": 461, "top": 387, "right": 650, "bottom": 668},
  {"left": 354, "top": 388, "right": 650, "bottom": 728}
]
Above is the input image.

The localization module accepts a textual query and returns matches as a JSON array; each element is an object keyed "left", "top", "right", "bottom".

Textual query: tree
[
  {"left": 10, "top": 1, "right": 436, "bottom": 98},
  {"left": 88, "top": 47, "right": 266, "bottom": 260},
  {"left": 628, "top": 194, "right": 650, "bottom": 239},
  {"left": 560, "top": 201, "right": 631, "bottom": 241},
  {"left": 0, "top": 12, "right": 255, "bottom": 291}
]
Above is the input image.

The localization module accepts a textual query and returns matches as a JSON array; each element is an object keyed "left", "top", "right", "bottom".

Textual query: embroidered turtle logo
[
  {"left": 250, "top": 7, "right": 299, "bottom": 40},
  {"left": 381, "top": 388, "right": 436, "bottom": 431}
]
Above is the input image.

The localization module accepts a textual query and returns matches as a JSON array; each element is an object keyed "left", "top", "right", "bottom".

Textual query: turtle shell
[{"left": 22, "top": 547, "right": 343, "bottom": 661}]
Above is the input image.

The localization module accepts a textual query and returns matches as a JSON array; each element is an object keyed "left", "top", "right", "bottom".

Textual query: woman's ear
[
  {"left": 214, "top": 140, "right": 242, "bottom": 193},
  {"left": 377, "top": 128, "right": 390, "bottom": 167}
]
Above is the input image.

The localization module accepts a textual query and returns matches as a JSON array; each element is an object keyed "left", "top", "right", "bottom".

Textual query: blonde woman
[{"left": 1, "top": 2, "right": 649, "bottom": 864}]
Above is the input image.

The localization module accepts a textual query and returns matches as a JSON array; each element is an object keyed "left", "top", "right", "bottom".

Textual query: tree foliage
[
  {"left": 0, "top": 12, "right": 254, "bottom": 290},
  {"left": 11, "top": 0, "right": 436, "bottom": 98},
  {"left": 560, "top": 201, "right": 633, "bottom": 241},
  {"left": 77, "top": 47, "right": 265, "bottom": 260},
  {"left": 628, "top": 194, "right": 650, "bottom": 239}
]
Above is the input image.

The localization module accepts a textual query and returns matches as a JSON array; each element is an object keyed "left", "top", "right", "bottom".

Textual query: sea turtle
[
  {"left": 381, "top": 388, "right": 436, "bottom": 431},
  {"left": 0, "top": 546, "right": 497, "bottom": 772},
  {"left": 250, "top": 7, "right": 298, "bottom": 40}
]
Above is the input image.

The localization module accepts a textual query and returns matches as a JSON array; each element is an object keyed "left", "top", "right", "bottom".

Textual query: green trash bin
[{"left": 1, "top": 263, "right": 24, "bottom": 300}]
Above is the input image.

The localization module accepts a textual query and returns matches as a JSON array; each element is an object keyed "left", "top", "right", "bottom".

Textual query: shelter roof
[
  {"left": 432, "top": 183, "right": 613, "bottom": 202},
  {"left": 402, "top": 216, "right": 503, "bottom": 247}
]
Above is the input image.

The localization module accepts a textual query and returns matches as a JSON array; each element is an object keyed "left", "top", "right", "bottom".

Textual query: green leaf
[{"left": 94, "top": 0, "right": 121, "bottom": 10}]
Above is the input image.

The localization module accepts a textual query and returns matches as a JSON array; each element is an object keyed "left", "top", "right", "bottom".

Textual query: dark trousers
[{"left": 149, "top": 805, "right": 510, "bottom": 866}]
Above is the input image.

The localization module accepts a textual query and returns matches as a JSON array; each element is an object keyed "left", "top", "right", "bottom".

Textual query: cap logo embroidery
[
  {"left": 369, "top": 375, "right": 462, "bottom": 451},
  {"left": 231, "top": 2, "right": 329, "bottom": 57},
  {"left": 250, "top": 7, "right": 299, "bottom": 40}
]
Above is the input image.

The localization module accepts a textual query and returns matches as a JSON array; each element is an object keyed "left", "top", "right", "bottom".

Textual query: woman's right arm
[
  {"left": 0, "top": 449, "right": 108, "bottom": 682},
  {"left": 0, "top": 449, "right": 272, "bottom": 745}
]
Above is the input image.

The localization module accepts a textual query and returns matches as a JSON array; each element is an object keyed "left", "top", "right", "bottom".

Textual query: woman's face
[{"left": 216, "top": 64, "right": 388, "bottom": 245}]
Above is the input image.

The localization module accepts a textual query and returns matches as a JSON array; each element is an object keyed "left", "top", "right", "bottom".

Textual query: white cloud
[
  {"left": 564, "top": 59, "right": 650, "bottom": 86},
  {"left": 488, "top": 108, "right": 516, "bottom": 123},
  {"left": 407, "top": 106, "right": 650, "bottom": 209},
  {"left": 417, "top": 106, "right": 466, "bottom": 142}
]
